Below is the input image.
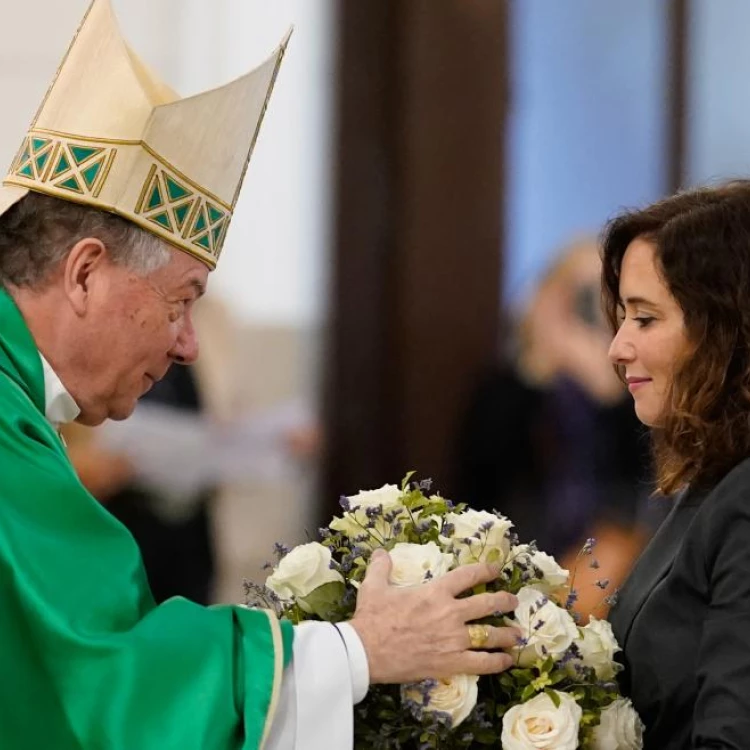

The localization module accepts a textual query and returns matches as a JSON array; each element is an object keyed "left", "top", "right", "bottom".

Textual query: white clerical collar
[{"left": 39, "top": 353, "right": 81, "bottom": 426}]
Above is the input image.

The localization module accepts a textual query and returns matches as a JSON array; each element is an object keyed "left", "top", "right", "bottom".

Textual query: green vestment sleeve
[{"left": 0, "top": 289, "right": 293, "bottom": 750}]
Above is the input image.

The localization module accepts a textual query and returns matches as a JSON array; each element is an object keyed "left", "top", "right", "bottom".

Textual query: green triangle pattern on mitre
[
  {"left": 51, "top": 152, "right": 71, "bottom": 179},
  {"left": 165, "top": 175, "right": 191, "bottom": 203},
  {"left": 31, "top": 137, "right": 51, "bottom": 154},
  {"left": 17, "top": 162, "right": 34, "bottom": 179},
  {"left": 35, "top": 151, "right": 51, "bottom": 175},
  {"left": 173, "top": 201, "right": 193, "bottom": 232},
  {"left": 211, "top": 220, "right": 226, "bottom": 246},
  {"left": 147, "top": 181, "right": 164, "bottom": 211},
  {"left": 149, "top": 211, "right": 173, "bottom": 231},
  {"left": 207, "top": 204, "right": 225, "bottom": 225},
  {"left": 192, "top": 208, "right": 207, "bottom": 236},
  {"left": 17, "top": 145, "right": 31, "bottom": 170},
  {"left": 81, "top": 160, "right": 103, "bottom": 190},
  {"left": 57, "top": 175, "right": 83, "bottom": 193},
  {"left": 194, "top": 233, "right": 211, "bottom": 251},
  {"left": 70, "top": 145, "right": 102, "bottom": 166}
]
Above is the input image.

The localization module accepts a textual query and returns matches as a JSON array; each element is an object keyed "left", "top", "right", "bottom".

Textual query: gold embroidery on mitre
[
  {"left": 11, "top": 132, "right": 116, "bottom": 199},
  {"left": 6, "top": 129, "right": 234, "bottom": 266}
]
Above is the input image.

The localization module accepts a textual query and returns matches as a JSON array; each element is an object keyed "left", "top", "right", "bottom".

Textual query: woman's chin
[{"left": 633, "top": 401, "right": 663, "bottom": 428}]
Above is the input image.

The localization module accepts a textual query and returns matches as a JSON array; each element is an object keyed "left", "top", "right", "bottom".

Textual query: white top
[{"left": 39, "top": 353, "right": 369, "bottom": 749}]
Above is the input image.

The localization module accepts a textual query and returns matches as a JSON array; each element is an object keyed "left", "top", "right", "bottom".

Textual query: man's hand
[{"left": 349, "top": 549, "right": 519, "bottom": 684}]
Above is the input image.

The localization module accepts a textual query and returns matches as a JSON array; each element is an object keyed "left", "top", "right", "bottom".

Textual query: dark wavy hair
[{"left": 601, "top": 180, "right": 750, "bottom": 495}]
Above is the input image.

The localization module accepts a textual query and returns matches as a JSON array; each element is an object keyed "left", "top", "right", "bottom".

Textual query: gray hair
[{"left": 0, "top": 192, "right": 171, "bottom": 288}]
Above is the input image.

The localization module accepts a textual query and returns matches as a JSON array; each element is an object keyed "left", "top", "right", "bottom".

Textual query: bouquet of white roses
[{"left": 247, "top": 476, "right": 643, "bottom": 750}]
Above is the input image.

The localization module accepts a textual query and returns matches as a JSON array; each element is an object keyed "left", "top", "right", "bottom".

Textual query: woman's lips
[{"left": 626, "top": 377, "right": 651, "bottom": 392}]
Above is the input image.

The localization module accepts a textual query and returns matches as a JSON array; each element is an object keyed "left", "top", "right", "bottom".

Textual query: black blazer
[{"left": 609, "top": 458, "right": 750, "bottom": 749}]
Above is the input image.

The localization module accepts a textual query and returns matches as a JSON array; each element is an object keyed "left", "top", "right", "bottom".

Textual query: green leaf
[
  {"left": 545, "top": 688, "right": 562, "bottom": 708},
  {"left": 419, "top": 501, "right": 451, "bottom": 517},
  {"left": 298, "top": 581, "right": 347, "bottom": 620},
  {"left": 531, "top": 673, "right": 552, "bottom": 692},
  {"left": 474, "top": 728, "right": 498, "bottom": 744},
  {"left": 401, "top": 472, "right": 416, "bottom": 491}
]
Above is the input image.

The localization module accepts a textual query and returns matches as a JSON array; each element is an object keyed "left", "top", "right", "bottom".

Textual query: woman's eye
[{"left": 633, "top": 316, "right": 655, "bottom": 328}]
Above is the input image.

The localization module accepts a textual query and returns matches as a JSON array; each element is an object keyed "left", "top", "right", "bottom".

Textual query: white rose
[
  {"left": 511, "top": 586, "right": 578, "bottom": 667},
  {"left": 501, "top": 691, "right": 582, "bottom": 750},
  {"left": 591, "top": 698, "right": 644, "bottom": 750},
  {"left": 571, "top": 616, "right": 621, "bottom": 681},
  {"left": 266, "top": 542, "right": 344, "bottom": 606},
  {"left": 441, "top": 510, "right": 513, "bottom": 565},
  {"left": 506, "top": 546, "right": 569, "bottom": 592},
  {"left": 388, "top": 542, "right": 453, "bottom": 587},
  {"left": 330, "top": 484, "right": 406, "bottom": 542},
  {"left": 348, "top": 484, "right": 404, "bottom": 511},
  {"left": 402, "top": 674, "right": 478, "bottom": 728},
  {"left": 528, "top": 550, "right": 570, "bottom": 593},
  {"left": 504, "top": 544, "right": 531, "bottom": 574}
]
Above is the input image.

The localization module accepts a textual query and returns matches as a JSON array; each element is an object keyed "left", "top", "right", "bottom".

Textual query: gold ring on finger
[{"left": 467, "top": 623, "right": 491, "bottom": 649}]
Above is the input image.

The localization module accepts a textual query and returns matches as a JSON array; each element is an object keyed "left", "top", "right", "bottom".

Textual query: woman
[
  {"left": 457, "top": 241, "right": 653, "bottom": 618},
  {"left": 604, "top": 180, "right": 750, "bottom": 748}
]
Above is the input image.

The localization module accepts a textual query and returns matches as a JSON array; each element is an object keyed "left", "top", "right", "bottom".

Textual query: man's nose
[{"left": 170, "top": 319, "right": 199, "bottom": 365}]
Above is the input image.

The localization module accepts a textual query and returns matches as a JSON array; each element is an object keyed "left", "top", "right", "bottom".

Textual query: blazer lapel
[{"left": 609, "top": 491, "right": 701, "bottom": 647}]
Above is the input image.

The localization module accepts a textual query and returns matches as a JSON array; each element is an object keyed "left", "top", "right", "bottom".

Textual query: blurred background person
[{"left": 456, "top": 240, "right": 655, "bottom": 619}]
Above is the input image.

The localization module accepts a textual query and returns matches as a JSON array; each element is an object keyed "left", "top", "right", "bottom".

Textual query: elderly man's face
[{"left": 74, "top": 247, "right": 209, "bottom": 425}]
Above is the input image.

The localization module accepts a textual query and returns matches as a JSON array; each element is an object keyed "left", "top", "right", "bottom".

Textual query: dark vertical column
[
  {"left": 322, "top": 0, "right": 508, "bottom": 516},
  {"left": 667, "top": 0, "right": 690, "bottom": 191}
]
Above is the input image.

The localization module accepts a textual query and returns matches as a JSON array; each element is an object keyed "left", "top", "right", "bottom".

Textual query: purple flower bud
[
  {"left": 605, "top": 590, "right": 620, "bottom": 606},
  {"left": 339, "top": 495, "right": 351, "bottom": 511}
]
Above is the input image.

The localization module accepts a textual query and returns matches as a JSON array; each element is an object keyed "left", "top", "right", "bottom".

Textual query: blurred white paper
[{"left": 97, "top": 400, "right": 316, "bottom": 517}]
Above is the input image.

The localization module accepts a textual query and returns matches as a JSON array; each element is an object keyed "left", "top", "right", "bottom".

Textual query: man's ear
[{"left": 63, "top": 237, "right": 107, "bottom": 315}]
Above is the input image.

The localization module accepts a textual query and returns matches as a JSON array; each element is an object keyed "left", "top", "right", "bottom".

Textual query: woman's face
[{"left": 608, "top": 237, "right": 688, "bottom": 427}]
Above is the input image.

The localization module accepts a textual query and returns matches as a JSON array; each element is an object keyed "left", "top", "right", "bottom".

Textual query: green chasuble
[{"left": 0, "top": 289, "right": 293, "bottom": 749}]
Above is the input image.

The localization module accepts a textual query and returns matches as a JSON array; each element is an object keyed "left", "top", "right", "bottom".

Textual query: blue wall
[
  {"left": 686, "top": 0, "right": 750, "bottom": 185},
  {"left": 505, "top": 0, "right": 669, "bottom": 307}
]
